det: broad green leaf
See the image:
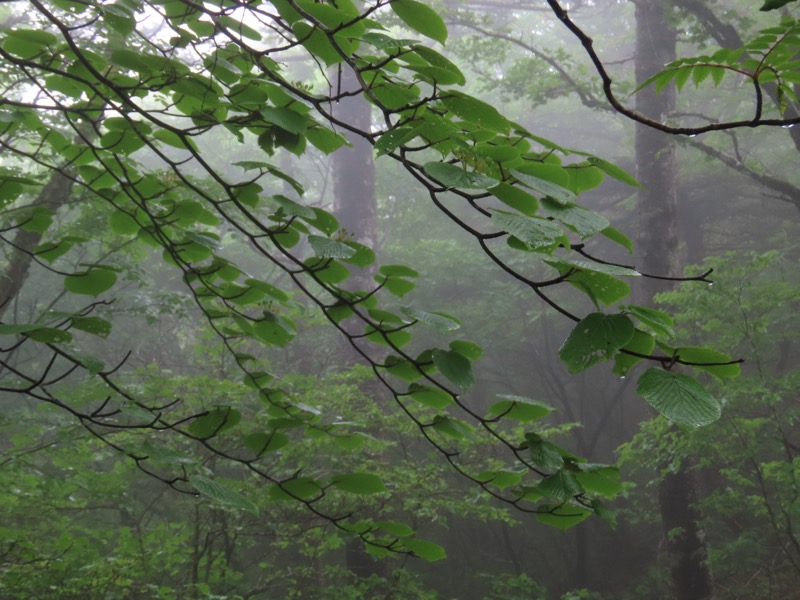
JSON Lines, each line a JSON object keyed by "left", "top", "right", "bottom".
{"left": 341, "top": 241, "right": 375, "bottom": 268}
{"left": 637, "top": 368, "right": 721, "bottom": 427}
{"left": 761, "top": 0, "right": 797, "bottom": 10}
{"left": 29, "top": 327, "right": 72, "bottom": 344}
{"left": 379, "top": 264, "right": 419, "bottom": 278}
{"left": 64, "top": 268, "right": 117, "bottom": 297}
{"left": 511, "top": 169, "right": 576, "bottom": 205}
{"left": 489, "top": 183, "right": 539, "bottom": 216}
{"left": 270, "top": 477, "right": 322, "bottom": 501}
{"left": 270, "top": 194, "right": 316, "bottom": 219}
{"left": 407, "top": 384, "right": 454, "bottom": 409}
{"left": 558, "top": 313, "right": 635, "bottom": 374}
{"left": 536, "top": 503, "right": 592, "bottom": 530}
{"left": 541, "top": 199, "right": 610, "bottom": 239}
{"left": 71, "top": 316, "right": 112, "bottom": 338}
{"left": 432, "top": 349, "right": 474, "bottom": 389}
{"left": 188, "top": 406, "right": 241, "bottom": 438}
{"left": 375, "top": 123, "right": 424, "bottom": 156}
{"left": 440, "top": 91, "right": 509, "bottom": 133}
{"left": 625, "top": 305, "right": 674, "bottom": 338}
{"left": 365, "top": 325, "right": 413, "bottom": 348}
{"left": 391, "top": 0, "right": 448, "bottom": 45}
{"left": 423, "top": 162, "right": 499, "bottom": 189}
{"left": 308, "top": 235, "right": 356, "bottom": 259}
{"left": 19, "top": 206, "right": 53, "bottom": 234}
{"left": 601, "top": 226, "right": 634, "bottom": 254}
{"left": 401, "top": 538, "right": 446, "bottom": 562}
{"left": 564, "top": 269, "right": 630, "bottom": 308}
{"left": 493, "top": 211, "right": 566, "bottom": 250}
{"left": 537, "top": 470, "right": 583, "bottom": 502}
{"left": 244, "top": 431, "right": 290, "bottom": 455}
{"left": 575, "top": 465, "right": 623, "bottom": 499}
{"left": 526, "top": 433, "right": 564, "bottom": 470}
{"left": 253, "top": 313, "right": 296, "bottom": 347}
{"left": 375, "top": 274, "right": 415, "bottom": 297}
{"left": 331, "top": 473, "right": 387, "bottom": 495}
{"left": 376, "top": 520, "right": 415, "bottom": 537}
{"left": 476, "top": 469, "right": 525, "bottom": 490}
{"left": 306, "top": 258, "right": 350, "bottom": 284}
{"left": 449, "top": 339, "right": 482, "bottom": 360}
{"left": 548, "top": 257, "right": 640, "bottom": 278}
{"left": 410, "top": 46, "right": 465, "bottom": 85}
{"left": 142, "top": 441, "right": 195, "bottom": 465}
{"left": 613, "top": 328, "right": 655, "bottom": 377}
{"left": 401, "top": 307, "right": 460, "bottom": 333}
{"left": 190, "top": 475, "right": 259, "bottom": 516}
{"left": 430, "top": 415, "right": 475, "bottom": 439}
{"left": 675, "top": 346, "right": 741, "bottom": 379}
{"left": 360, "top": 32, "right": 419, "bottom": 50}
{"left": 487, "top": 395, "right": 554, "bottom": 422}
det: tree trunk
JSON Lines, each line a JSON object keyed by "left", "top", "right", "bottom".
{"left": 633, "top": 2, "right": 713, "bottom": 599}
{"left": 0, "top": 172, "right": 74, "bottom": 320}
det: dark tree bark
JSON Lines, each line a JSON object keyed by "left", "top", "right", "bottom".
{"left": 0, "top": 172, "right": 74, "bottom": 320}
{"left": 634, "top": 2, "right": 713, "bottom": 599}
{"left": 330, "top": 66, "right": 377, "bottom": 255}
{"left": 329, "top": 64, "right": 386, "bottom": 581}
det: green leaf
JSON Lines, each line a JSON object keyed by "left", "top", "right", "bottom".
{"left": 270, "top": 477, "right": 322, "bottom": 501}
{"left": 536, "top": 503, "right": 592, "bottom": 531}
{"left": 432, "top": 349, "right": 475, "bottom": 389}
{"left": 440, "top": 91, "right": 509, "bottom": 133}
{"left": 575, "top": 466, "right": 623, "bottom": 499}
{"left": 761, "top": 0, "right": 797, "bottom": 11}
{"left": 190, "top": 476, "right": 259, "bottom": 516}
{"left": 410, "top": 46, "right": 465, "bottom": 85}
{"left": 407, "top": 384, "right": 454, "bottom": 409}
{"left": 613, "top": 329, "right": 655, "bottom": 377}
{"left": 476, "top": 469, "right": 525, "bottom": 490}
{"left": 331, "top": 473, "right": 387, "bottom": 495}
{"left": 29, "top": 327, "right": 72, "bottom": 344}
{"left": 449, "top": 339, "right": 482, "bottom": 360}
{"left": 423, "top": 162, "right": 499, "bottom": 189}
{"left": 489, "top": 183, "right": 539, "bottom": 216}
{"left": 625, "top": 305, "right": 674, "bottom": 337}
{"left": 430, "top": 415, "right": 475, "bottom": 438}
{"left": 376, "top": 520, "right": 415, "bottom": 537}
{"left": 379, "top": 264, "right": 419, "bottom": 278}
{"left": 558, "top": 313, "right": 635, "bottom": 374}
{"left": 142, "top": 441, "right": 195, "bottom": 465}
{"left": 71, "top": 316, "right": 112, "bottom": 338}
{"left": 391, "top": 0, "right": 448, "bottom": 45}
{"left": 401, "top": 538, "right": 446, "bottom": 562}
{"left": 188, "top": 406, "right": 241, "bottom": 439}
{"left": 601, "top": 226, "right": 634, "bottom": 254}
{"left": 308, "top": 235, "right": 356, "bottom": 259}
{"left": 64, "top": 268, "right": 117, "bottom": 297}
{"left": 541, "top": 199, "right": 610, "bottom": 239}
{"left": 493, "top": 211, "right": 566, "bottom": 251}
{"left": 244, "top": 431, "right": 290, "bottom": 455}
{"left": 401, "top": 307, "right": 460, "bottom": 333}
{"left": 511, "top": 169, "right": 576, "bottom": 205}
{"left": 537, "top": 470, "right": 583, "bottom": 502}
{"left": 375, "top": 123, "right": 425, "bottom": 157}
{"left": 253, "top": 312, "right": 296, "bottom": 347}
{"left": 487, "top": 395, "right": 554, "bottom": 422}
{"left": 675, "top": 346, "right": 741, "bottom": 379}
{"left": 636, "top": 368, "right": 721, "bottom": 427}
{"left": 548, "top": 257, "right": 640, "bottom": 278}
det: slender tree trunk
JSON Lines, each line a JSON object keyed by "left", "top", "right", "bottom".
{"left": 329, "top": 63, "right": 386, "bottom": 581}
{"left": 633, "top": 2, "right": 713, "bottom": 599}
{"left": 0, "top": 172, "right": 74, "bottom": 320}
